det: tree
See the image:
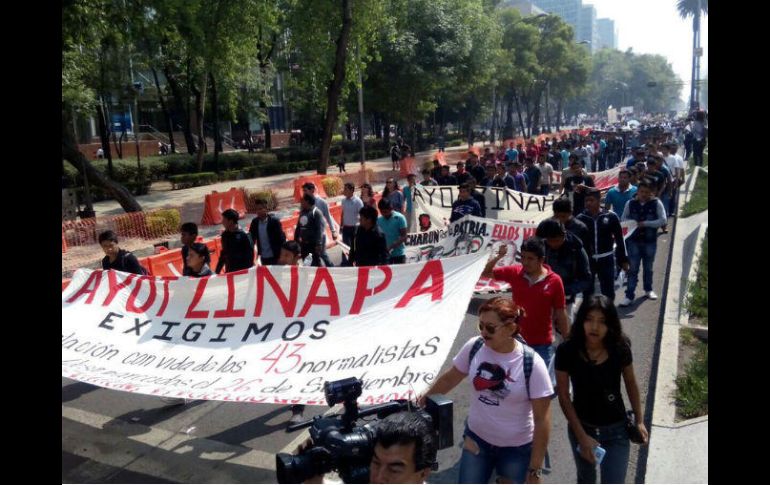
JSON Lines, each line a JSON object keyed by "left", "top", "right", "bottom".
{"left": 677, "top": 0, "right": 707, "bottom": 110}
{"left": 62, "top": 0, "right": 143, "bottom": 213}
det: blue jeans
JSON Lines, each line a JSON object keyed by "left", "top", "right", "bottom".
{"left": 626, "top": 240, "right": 657, "bottom": 299}
{"left": 660, "top": 194, "right": 671, "bottom": 218}
{"left": 459, "top": 426, "right": 532, "bottom": 484}
{"left": 530, "top": 343, "right": 554, "bottom": 370}
{"left": 585, "top": 256, "right": 616, "bottom": 301}
{"left": 567, "top": 420, "right": 630, "bottom": 484}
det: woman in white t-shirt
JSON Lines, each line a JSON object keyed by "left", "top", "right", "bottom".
{"left": 419, "top": 297, "right": 553, "bottom": 483}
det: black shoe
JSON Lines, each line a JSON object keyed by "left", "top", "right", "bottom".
{"left": 288, "top": 405, "right": 306, "bottom": 427}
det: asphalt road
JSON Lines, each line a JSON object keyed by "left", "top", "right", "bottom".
{"left": 63, "top": 230, "right": 672, "bottom": 484}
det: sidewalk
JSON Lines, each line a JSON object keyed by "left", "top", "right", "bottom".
{"left": 644, "top": 162, "right": 708, "bottom": 483}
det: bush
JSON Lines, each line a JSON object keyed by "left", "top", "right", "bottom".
{"left": 219, "top": 170, "right": 243, "bottom": 181}
{"left": 448, "top": 140, "right": 464, "bottom": 147}
{"left": 675, "top": 342, "right": 708, "bottom": 419}
{"left": 168, "top": 172, "right": 219, "bottom": 190}
{"left": 332, "top": 134, "right": 343, "bottom": 142}
{"left": 145, "top": 209, "right": 181, "bottom": 238}
{"left": 242, "top": 166, "right": 261, "bottom": 179}
{"left": 244, "top": 188, "right": 279, "bottom": 212}
{"left": 322, "top": 176, "right": 344, "bottom": 197}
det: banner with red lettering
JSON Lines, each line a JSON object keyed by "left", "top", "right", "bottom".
{"left": 404, "top": 215, "right": 638, "bottom": 293}
{"left": 412, "top": 185, "right": 557, "bottom": 230}
{"left": 62, "top": 254, "right": 487, "bottom": 405}
{"left": 552, "top": 164, "right": 625, "bottom": 190}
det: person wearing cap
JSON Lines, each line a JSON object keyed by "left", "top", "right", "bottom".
{"left": 302, "top": 182, "right": 337, "bottom": 266}
{"left": 619, "top": 181, "right": 667, "bottom": 306}
{"left": 561, "top": 159, "right": 595, "bottom": 216}
{"left": 454, "top": 161, "right": 471, "bottom": 185}
{"left": 294, "top": 193, "right": 327, "bottom": 267}
{"left": 576, "top": 189, "right": 629, "bottom": 302}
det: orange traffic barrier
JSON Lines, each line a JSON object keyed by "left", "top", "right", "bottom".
{"left": 62, "top": 279, "right": 71, "bottom": 291}
{"left": 145, "top": 247, "right": 185, "bottom": 277}
{"left": 399, "top": 157, "right": 416, "bottom": 179}
{"left": 201, "top": 188, "right": 247, "bottom": 226}
{"left": 293, "top": 175, "right": 328, "bottom": 202}
{"left": 433, "top": 151, "right": 446, "bottom": 165}
{"left": 62, "top": 233, "right": 67, "bottom": 253}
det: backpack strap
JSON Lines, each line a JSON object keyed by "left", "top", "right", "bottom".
{"left": 522, "top": 344, "right": 534, "bottom": 400}
{"left": 468, "top": 337, "right": 485, "bottom": 370}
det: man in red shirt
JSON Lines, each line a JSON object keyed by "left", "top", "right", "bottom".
{"left": 481, "top": 237, "right": 570, "bottom": 368}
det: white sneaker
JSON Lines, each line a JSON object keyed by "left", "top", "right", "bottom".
{"left": 618, "top": 296, "right": 633, "bottom": 307}
{"left": 646, "top": 291, "right": 658, "bottom": 300}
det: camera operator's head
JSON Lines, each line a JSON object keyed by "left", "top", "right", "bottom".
{"left": 370, "top": 411, "right": 437, "bottom": 484}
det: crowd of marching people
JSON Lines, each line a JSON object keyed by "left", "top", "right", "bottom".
{"left": 93, "top": 114, "right": 704, "bottom": 483}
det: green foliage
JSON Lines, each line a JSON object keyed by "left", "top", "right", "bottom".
{"left": 244, "top": 188, "right": 279, "bottom": 211}
{"left": 675, "top": 342, "right": 708, "bottom": 419}
{"left": 322, "top": 176, "right": 344, "bottom": 197}
{"left": 168, "top": 172, "right": 219, "bottom": 189}
{"left": 682, "top": 171, "right": 708, "bottom": 216}
{"left": 145, "top": 209, "right": 182, "bottom": 237}
{"left": 686, "top": 232, "right": 708, "bottom": 324}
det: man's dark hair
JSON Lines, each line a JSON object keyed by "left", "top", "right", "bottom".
{"left": 466, "top": 176, "right": 477, "bottom": 186}
{"left": 222, "top": 208, "right": 240, "bottom": 222}
{"left": 637, "top": 180, "right": 653, "bottom": 190}
{"left": 536, "top": 219, "right": 566, "bottom": 239}
{"left": 520, "top": 237, "right": 546, "bottom": 259}
{"left": 618, "top": 169, "right": 631, "bottom": 178}
{"left": 254, "top": 198, "right": 268, "bottom": 207}
{"left": 98, "top": 230, "right": 119, "bottom": 244}
{"left": 188, "top": 242, "right": 211, "bottom": 264}
{"left": 553, "top": 198, "right": 572, "bottom": 214}
{"left": 180, "top": 222, "right": 198, "bottom": 236}
{"left": 375, "top": 411, "right": 437, "bottom": 472}
{"left": 359, "top": 205, "right": 379, "bottom": 223}
{"left": 344, "top": 182, "right": 355, "bottom": 191}
{"left": 302, "top": 193, "right": 316, "bottom": 206}
{"left": 281, "top": 240, "right": 301, "bottom": 256}
{"left": 584, "top": 188, "right": 601, "bottom": 200}
{"left": 458, "top": 182, "right": 471, "bottom": 191}
{"left": 422, "top": 168, "right": 431, "bottom": 175}
{"left": 378, "top": 198, "right": 393, "bottom": 211}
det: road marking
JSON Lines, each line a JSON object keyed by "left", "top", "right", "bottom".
{"left": 62, "top": 405, "right": 278, "bottom": 478}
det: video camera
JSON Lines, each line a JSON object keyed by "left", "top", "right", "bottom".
{"left": 275, "top": 377, "right": 453, "bottom": 484}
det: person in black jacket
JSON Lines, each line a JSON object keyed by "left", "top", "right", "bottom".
{"left": 99, "top": 230, "right": 147, "bottom": 275}
{"left": 467, "top": 177, "right": 486, "bottom": 218}
{"left": 180, "top": 222, "right": 199, "bottom": 276}
{"left": 215, "top": 209, "right": 254, "bottom": 274}
{"left": 294, "top": 194, "right": 327, "bottom": 267}
{"left": 576, "top": 189, "right": 629, "bottom": 301}
{"left": 536, "top": 219, "right": 591, "bottom": 319}
{"left": 553, "top": 198, "right": 591, "bottom": 251}
{"left": 248, "top": 199, "right": 286, "bottom": 266}
{"left": 349, "top": 206, "right": 388, "bottom": 267}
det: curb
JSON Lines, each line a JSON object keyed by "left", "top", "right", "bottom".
{"left": 644, "top": 161, "right": 708, "bottom": 483}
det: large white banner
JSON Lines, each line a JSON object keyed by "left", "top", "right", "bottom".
{"left": 62, "top": 254, "right": 487, "bottom": 406}
{"left": 412, "top": 185, "right": 557, "bottom": 230}
{"left": 552, "top": 164, "right": 624, "bottom": 190}
{"left": 404, "top": 215, "right": 637, "bottom": 293}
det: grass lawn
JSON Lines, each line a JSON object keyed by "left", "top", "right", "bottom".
{"left": 681, "top": 171, "right": 707, "bottom": 217}
{"left": 675, "top": 340, "right": 708, "bottom": 419}
{"left": 685, "top": 232, "right": 708, "bottom": 325}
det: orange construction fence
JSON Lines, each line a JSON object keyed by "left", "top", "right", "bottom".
{"left": 293, "top": 175, "right": 329, "bottom": 202}
{"left": 62, "top": 208, "right": 183, "bottom": 249}
{"left": 201, "top": 188, "right": 248, "bottom": 226}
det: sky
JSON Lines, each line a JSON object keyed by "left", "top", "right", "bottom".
{"left": 584, "top": 0, "right": 708, "bottom": 99}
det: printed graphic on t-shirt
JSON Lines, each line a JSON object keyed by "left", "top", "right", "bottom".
{"left": 472, "top": 362, "right": 514, "bottom": 406}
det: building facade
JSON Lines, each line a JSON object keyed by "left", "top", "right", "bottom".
{"left": 577, "top": 4, "right": 598, "bottom": 53}
{"left": 596, "top": 18, "right": 617, "bottom": 50}
{"left": 499, "top": 0, "right": 546, "bottom": 15}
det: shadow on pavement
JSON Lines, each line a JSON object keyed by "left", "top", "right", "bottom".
{"left": 62, "top": 382, "right": 100, "bottom": 403}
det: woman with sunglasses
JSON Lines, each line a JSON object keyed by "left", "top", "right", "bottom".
{"left": 420, "top": 297, "right": 554, "bottom": 483}
{"left": 554, "top": 295, "right": 648, "bottom": 483}
{"left": 381, "top": 178, "right": 405, "bottom": 215}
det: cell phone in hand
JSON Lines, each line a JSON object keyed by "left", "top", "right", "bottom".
{"left": 576, "top": 445, "right": 606, "bottom": 465}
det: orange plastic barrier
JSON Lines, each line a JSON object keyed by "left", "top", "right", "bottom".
{"left": 62, "top": 279, "right": 71, "bottom": 291}
{"left": 145, "top": 247, "right": 185, "bottom": 277}
{"left": 62, "top": 233, "right": 67, "bottom": 253}
{"left": 399, "top": 157, "right": 416, "bottom": 179}
{"left": 433, "top": 151, "right": 446, "bottom": 165}
{"left": 293, "top": 175, "right": 329, "bottom": 202}
{"left": 468, "top": 146, "right": 481, "bottom": 156}
{"left": 201, "top": 188, "right": 247, "bottom": 226}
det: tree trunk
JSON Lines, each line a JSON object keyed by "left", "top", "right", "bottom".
{"left": 490, "top": 88, "right": 498, "bottom": 144}
{"left": 152, "top": 67, "right": 176, "bottom": 154}
{"left": 531, "top": 89, "right": 543, "bottom": 136}
{"left": 164, "top": 65, "right": 197, "bottom": 154}
{"left": 514, "top": 89, "right": 526, "bottom": 138}
{"left": 260, "top": 99, "right": 272, "bottom": 150}
{"left": 555, "top": 97, "right": 563, "bottom": 132}
{"left": 210, "top": 72, "right": 222, "bottom": 171}
{"left": 383, "top": 114, "right": 390, "bottom": 148}
{"left": 544, "top": 84, "right": 551, "bottom": 132}
{"left": 318, "top": 0, "right": 353, "bottom": 175}
{"left": 62, "top": 108, "right": 142, "bottom": 213}
{"left": 193, "top": 79, "right": 207, "bottom": 172}
{"left": 112, "top": 131, "right": 124, "bottom": 159}
{"left": 503, "top": 90, "right": 514, "bottom": 140}
{"left": 96, "top": 101, "right": 114, "bottom": 178}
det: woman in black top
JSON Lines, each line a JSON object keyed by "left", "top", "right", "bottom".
{"left": 555, "top": 295, "right": 648, "bottom": 484}
{"left": 185, "top": 243, "right": 213, "bottom": 277}
{"left": 99, "top": 231, "right": 146, "bottom": 275}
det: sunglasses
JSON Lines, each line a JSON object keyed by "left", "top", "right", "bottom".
{"left": 478, "top": 321, "right": 507, "bottom": 334}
